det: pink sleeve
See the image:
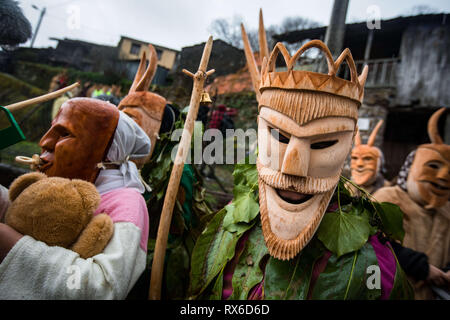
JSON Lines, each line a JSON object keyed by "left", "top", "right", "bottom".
{"left": 94, "top": 188, "right": 149, "bottom": 252}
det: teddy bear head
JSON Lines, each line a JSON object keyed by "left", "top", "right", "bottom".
{"left": 5, "top": 172, "right": 101, "bottom": 248}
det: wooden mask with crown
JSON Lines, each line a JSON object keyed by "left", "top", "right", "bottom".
{"left": 351, "top": 120, "right": 384, "bottom": 187}
{"left": 407, "top": 108, "right": 450, "bottom": 210}
{"left": 118, "top": 45, "right": 167, "bottom": 165}
{"left": 242, "top": 9, "right": 369, "bottom": 260}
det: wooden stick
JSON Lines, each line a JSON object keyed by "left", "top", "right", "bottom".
{"left": 149, "top": 36, "right": 215, "bottom": 300}
{"left": 4, "top": 82, "right": 80, "bottom": 112}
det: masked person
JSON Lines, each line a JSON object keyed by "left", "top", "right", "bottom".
{"left": 0, "top": 97, "right": 151, "bottom": 299}
{"left": 118, "top": 45, "right": 213, "bottom": 299}
{"left": 188, "top": 12, "right": 413, "bottom": 300}
{"left": 349, "top": 120, "right": 390, "bottom": 195}
{"left": 374, "top": 108, "right": 450, "bottom": 300}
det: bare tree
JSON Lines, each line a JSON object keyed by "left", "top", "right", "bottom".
{"left": 209, "top": 14, "right": 320, "bottom": 54}
{"left": 279, "top": 16, "right": 320, "bottom": 33}
{"left": 209, "top": 15, "right": 246, "bottom": 48}
{"left": 405, "top": 5, "right": 441, "bottom": 15}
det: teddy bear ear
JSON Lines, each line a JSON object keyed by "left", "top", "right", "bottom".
{"left": 9, "top": 172, "right": 47, "bottom": 202}
{"left": 71, "top": 180, "right": 101, "bottom": 213}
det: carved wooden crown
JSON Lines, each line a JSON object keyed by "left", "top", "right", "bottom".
{"left": 242, "top": 9, "right": 368, "bottom": 105}
{"left": 260, "top": 40, "right": 368, "bottom": 104}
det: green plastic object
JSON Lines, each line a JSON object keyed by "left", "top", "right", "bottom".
{"left": 0, "top": 106, "right": 26, "bottom": 150}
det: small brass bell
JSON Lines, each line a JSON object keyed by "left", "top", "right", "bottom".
{"left": 200, "top": 92, "right": 212, "bottom": 104}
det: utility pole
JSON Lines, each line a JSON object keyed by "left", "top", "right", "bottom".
{"left": 30, "top": 6, "right": 46, "bottom": 48}
{"left": 319, "top": 0, "right": 349, "bottom": 72}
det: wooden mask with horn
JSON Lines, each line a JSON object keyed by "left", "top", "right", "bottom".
{"left": 242, "top": 9, "right": 369, "bottom": 260}
{"left": 407, "top": 108, "right": 450, "bottom": 210}
{"left": 118, "top": 45, "right": 167, "bottom": 164}
{"left": 351, "top": 120, "right": 384, "bottom": 187}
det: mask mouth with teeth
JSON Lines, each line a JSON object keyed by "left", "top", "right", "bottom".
{"left": 241, "top": 27, "right": 368, "bottom": 259}
{"left": 350, "top": 120, "right": 384, "bottom": 188}
{"left": 406, "top": 108, "right": 450, "bottom": 210}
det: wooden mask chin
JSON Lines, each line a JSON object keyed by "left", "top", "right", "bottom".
{"left": 118, "top": 44, "right": 166, "bottom": 167}
{"left": 38, "top": 98, "right": 119, "bottom": 183}
{"left": 350, "top": 120, "right": 383, "bottom": 187}
{"left": 406, "top": 108, "right": 450, "bottom": 210}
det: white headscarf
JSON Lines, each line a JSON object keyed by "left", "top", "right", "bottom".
{"left": 95, "top": 111, "right": 151, "bottom": 195}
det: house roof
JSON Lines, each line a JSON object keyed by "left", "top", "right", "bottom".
{"left": 118, "top": 36, "right": 179, "bottom": 53}
{"left": 50, "top": 37, "right": 116, "bottom": 49}
{"left": 273, "top": 13, "right": 449, "bottom": 43}
{"left": 273, "top": 13, "right": 449, "bottom": 61}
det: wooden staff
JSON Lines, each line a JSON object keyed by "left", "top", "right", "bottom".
{"left": 4, "top": 82, "right": 80, "bottom": 112}
{"left": 149, "top": 36, "right": 215, "bottom": 300}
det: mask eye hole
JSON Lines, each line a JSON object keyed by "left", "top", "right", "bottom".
{"left": 363, "top": 157, "right": 373, "bottom": 161}
{"left": 55, "top": 126, "right": 72, "bottom": 139}
{"left": 427, "top": 162, "right": 440, "bottom": 170}
{"left": 310, "top": 140, "right": 338, "bottom": 150}
{"left": 269, "top": 127, "right": 290, "bottom": 144}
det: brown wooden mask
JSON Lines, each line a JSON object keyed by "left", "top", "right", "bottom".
{"left": 407, "top": 108, "right": 450, "bottom": 210}
{"left": 118, "top": 45, "right": 166, "bottom": 166}
{"left": 242, "top": 10, "right": 368, "bottom": 260}
{"left": 351, "top": 120, "right": 383, "bottom": 187}
{"left": 39, "top": 98, "right": 119, "bottom": 183}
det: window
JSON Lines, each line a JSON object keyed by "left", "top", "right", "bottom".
{"left": 156, "top": 48, "right": 162, "bottom": 60}
{"left": 130, "top": 43, "right": 140, "bottom": 55}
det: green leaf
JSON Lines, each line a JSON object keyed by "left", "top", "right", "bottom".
{"left": 223, "top": 202, "right": 255, "bottom": 234}
{"left": 317, "top": 208, "right": 371, "bottom": 257}
{"left": 223, "top": 185, "right": 259, "bottom": 234}
{"left": 374, "top": 202, "right": 405, "bottom": 242}
{"left": 210, "top": 267, "right": 225, "bottom": 300}
{"left": 311, "top": 242, "right": 380, "bottom": 300}
{"left": 233, "top": 163, "right": 258, "bottom": 187}
{"left": 264, "top": 239, "right": 324, "bottom": 300}
{"left": 229, "top": 224, "right": 268, "bottom": 299}
{"left": 232, "top": 192, "right": 259, "bottom": 223}
{"left": 188, "top": 208, "right": 240, "bottom": 298}
{"left": 388, "top": 247, "right": 415, "bottom": 300}
{"left": 362, "top": 208, "right": 379, "bottom": 236}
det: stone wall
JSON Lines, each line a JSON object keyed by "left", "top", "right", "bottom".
{"left": 173, "top": 39, "right": 245, "bottom": 92}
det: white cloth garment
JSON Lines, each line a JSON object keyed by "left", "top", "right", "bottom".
{"left": 0, "top": 223, "right": 146, "bottom": 299}
{"left": 95, "top": 111, "right": 151, "bottom": 195}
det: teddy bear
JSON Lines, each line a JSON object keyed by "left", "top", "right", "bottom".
{"left": 4, "top": 172, "right": 114, "bottom": 259}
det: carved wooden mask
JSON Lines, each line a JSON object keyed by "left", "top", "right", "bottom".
{"left": 39, "top": 98, "right": 119, "bottom": 183}
{"left": 350, "top": 120, "right": 383, "bottom": 187}
{"left": 407, "top": 108, "right": 450, "bottom": 210}
{"left": 242, "top": 10, "right": 368, "bottom": 260}
{"left": 118, "top": 45, "right": 166, "bottom": 166}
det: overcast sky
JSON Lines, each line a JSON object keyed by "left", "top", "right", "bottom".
{"left": 17, "top": 0, "right": 450, "bottom": 51}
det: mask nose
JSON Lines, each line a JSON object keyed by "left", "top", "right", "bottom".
{"left": 39, "top": 129, "right": 57, "bottom": 152}
{"left": 356, "top": 157, "right": 365, "bottom": 168}
{"left": 281, "top": 136, "right": 310, "bottom": 177}
{"left": 436, "top": 167, "right": 450, "bottom": 183}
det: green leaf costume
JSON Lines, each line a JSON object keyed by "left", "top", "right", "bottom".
{"left": 188, "top": 163, "right": 414, "bottom": 300}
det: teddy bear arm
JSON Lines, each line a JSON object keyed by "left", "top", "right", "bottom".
{"left": 70, "top": 213, "right": 114, "bottom": 259}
